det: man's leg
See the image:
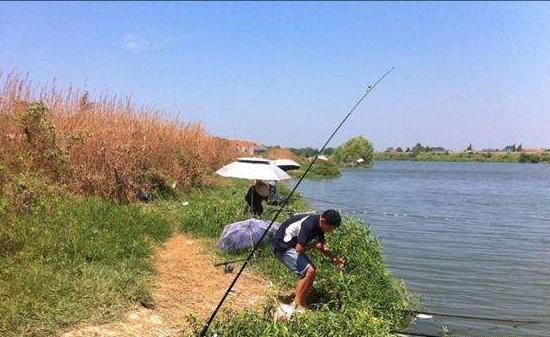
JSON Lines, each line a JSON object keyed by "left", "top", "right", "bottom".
{"left": 294, "top": 264, "right": 316, "bottom": 308}
{"left": 275, "top": 249, "right": 316, "bottom": 309}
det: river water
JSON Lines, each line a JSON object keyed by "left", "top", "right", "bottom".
{"left": 297, "top": 161, "right": 550, "bottom": 337}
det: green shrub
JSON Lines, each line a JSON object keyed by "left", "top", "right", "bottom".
{"left": 16, "top": 102, "right": 70, "bottom": 181}
{"left": 291, "top": 160, "right": 341, "bottom": 179}
{"left": 519, "top": 153, "right": 540, "bottom": 163}
{"left": 333, "top": 136, "right": 374, "bottom": 167}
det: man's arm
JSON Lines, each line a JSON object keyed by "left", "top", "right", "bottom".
{"left": 295, "top": 241, "right": 317, "bottom": 254}
{"left": 314, "top": 242, "right": 345, "bottom": 268}
{"left": 295, "top": 242, "right": 307, "bottom": 254}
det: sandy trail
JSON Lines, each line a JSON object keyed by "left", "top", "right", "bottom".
{"left": 63, "top": 234, "right": 270, "bottom": 337}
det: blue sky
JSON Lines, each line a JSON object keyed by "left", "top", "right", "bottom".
{"left": 1, "top": 2, "right": 549, "bottom": 150}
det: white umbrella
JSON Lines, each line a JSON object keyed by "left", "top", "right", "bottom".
{"left": 216, "top": 160, "right": 291, "bottom": 181}
{"left": 237, "top": 157, "right": 271, "bottom": 164}
{"left": 270, "top": 159, "right": 301, "bottom": 171}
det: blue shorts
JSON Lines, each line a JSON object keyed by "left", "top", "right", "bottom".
{"left": 275, "top": 248, "right": 312, "bottom": 279}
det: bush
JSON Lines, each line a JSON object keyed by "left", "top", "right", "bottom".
{"left": 308, "top": 160, "right": 341, "bottom": 178}
{"left": 290, "top": 159, "right": 341, "bottom": 180}
{"left": 15, "top": 102, "right": 70, "bottom": 181}
{"left": 519, "top": 153, "right": 540, "bottom": 163}
{"left": 333, "top": 136, "right": 374, "bottom": 167}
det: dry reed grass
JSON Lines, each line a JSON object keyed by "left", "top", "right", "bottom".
{"left": 0, "top": 71, "right": 234, "bottom": 202}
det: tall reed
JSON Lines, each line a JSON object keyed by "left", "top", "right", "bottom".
{"left": 0, "top": 71, "right": 234, "bottom": 202}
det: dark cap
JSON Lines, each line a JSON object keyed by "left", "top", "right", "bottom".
{"left": 321, "top": 209, "right": 341, "bottom": 227}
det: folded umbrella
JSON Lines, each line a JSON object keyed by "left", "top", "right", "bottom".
{"left": 217, "top": 218, "right": 281, "bottom": 253}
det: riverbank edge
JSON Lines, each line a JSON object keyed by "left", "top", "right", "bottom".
{"left": 0, "top": 178, "right": 413, "bottom": 337}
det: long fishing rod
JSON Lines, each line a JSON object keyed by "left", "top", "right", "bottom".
{"left": 410, "top": 310, "right": 539, "bottom": 325}
{"left": 198, "top": 68, "right": 394, "bottom": 337}
{"left": 391, "top": 332, "right": 441, "bottom": 337}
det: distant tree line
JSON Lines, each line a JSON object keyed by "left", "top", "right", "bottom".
{"left": 288, "top": 147, "right": 335, "bottom": 158}
{"left": 384, "top": 143, "right": 535, "bottom": 154}
{"left": 385, "top": 143, "right": 448, "bottom": 154}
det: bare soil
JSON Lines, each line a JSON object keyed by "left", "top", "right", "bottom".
{"left": 62, "top": 234, "right": 270, "bottom": 337}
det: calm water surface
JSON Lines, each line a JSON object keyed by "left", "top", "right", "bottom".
{"left": 298, "top": 161, "right": 550, "bottom": 337}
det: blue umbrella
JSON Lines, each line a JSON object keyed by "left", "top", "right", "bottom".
{"left": 217, "top": 218, "right": 281, "bottom": 253}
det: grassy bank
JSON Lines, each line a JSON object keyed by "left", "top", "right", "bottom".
{"left": 0, "top": 191, "right": 173, "bottom": 337}
{"left": 374, "top": 151, "right": 550, "bottom": 163}
{"left": 1, "top": 178, "right": 412, "bottom": 337}
{"left": 0, "top": 71, "right": 233, "bottom": 336}
{"left": 155, "top": 181, "right": 413, "bottom": 337}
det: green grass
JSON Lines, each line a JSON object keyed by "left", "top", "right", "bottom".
{"left": 1, "top": 177, "right": 413, "bottom": 337}
{"left": 155, "top": 181, "right": 413, "bottom": 337}
{"left": 0, "top": 195, "right": 173, "bottom": 337}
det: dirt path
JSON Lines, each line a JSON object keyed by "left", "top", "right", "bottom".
{"left": 63, "top": 234, "right": 271, "bottom": 337}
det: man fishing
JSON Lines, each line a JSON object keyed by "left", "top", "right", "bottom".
{"left": 271, "top": 209, "right": 345, "bottom": 312}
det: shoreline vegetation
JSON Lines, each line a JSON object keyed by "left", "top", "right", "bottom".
{"left": 1, "top": 72, "right": 412, "bottom": 337}
{"left": 374, "top": 150, "right": 550, "bottom": 163}
{"left": 286, "top": 142, "right": 550, "bottom": 173}
{"left": 284, "top": 135, "right": 375, "bottom": 179}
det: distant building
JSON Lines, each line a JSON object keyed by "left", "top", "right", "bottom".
{"left": 229, "top": 139, "right": 266, "bottom": 156}
{"left": 430, "top": 147, "right": 447, "bottom": 153}
{"left": 503, "top": 145, "right": 517, "bottom": 152}
{"left": 253, "top": 144, "right": 267, "bottom": 155}
{"left": 480, "top": 148, "right": 500, "bottom": 153}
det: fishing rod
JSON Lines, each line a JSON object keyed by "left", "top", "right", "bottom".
{"left": 198, "top": 68, "right": 395, "bottom": 337}
{"left": 213, "top": 257, "right": 249, "bottom": 267}
{"left": 410, "top": 310, "right": 539, "bottom": 325}
{"left": 376, "top": 307, "right": 539, "bottom": 325}
{"left": 391, "top": 331, "right": 441, "bottom": 337}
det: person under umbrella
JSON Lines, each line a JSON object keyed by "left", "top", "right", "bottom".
{"left": 215, "top": 157, "right": 291, "bottom": 215}
{"left": 244, "top": 180, "right": 270, "bottom": 216}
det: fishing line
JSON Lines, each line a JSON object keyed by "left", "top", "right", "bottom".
{"left": 198, "top": 68, "right": 394, "bottom": 337}
{"left": 305, "top": 195, "right": 550, "bottom": 223}
{"left": 303, "top": 196, "right": 453, "bottom": 221}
